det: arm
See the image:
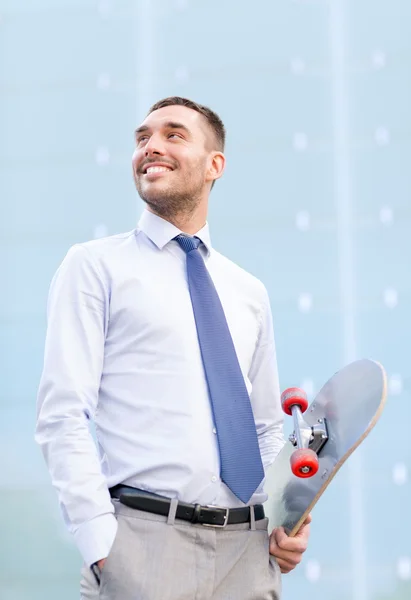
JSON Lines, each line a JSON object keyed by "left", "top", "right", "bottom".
{"left": 250, "top": 287, "right": 311, "bottom": 572}
{"left": 248, "top": 285, "right": 285, "bottom": 471}
{"left": 35, "top": 244, "right": 117, "bottom": 567}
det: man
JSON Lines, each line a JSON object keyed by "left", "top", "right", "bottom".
{"left": 36, "top": 96, "right": 310, "bottom": 599}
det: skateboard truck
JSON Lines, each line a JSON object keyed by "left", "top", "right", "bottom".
{"left": 281, "top": 387, "right": 329, "bottom": 478}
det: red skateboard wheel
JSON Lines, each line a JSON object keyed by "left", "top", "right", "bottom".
{"left": 290, "top": 448, "right": 319, "bottom": 478}
{"left": 281, "top": 387, "right": 308, "bottom": 416}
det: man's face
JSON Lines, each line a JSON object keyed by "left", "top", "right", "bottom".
{"left": 132, "top": 105, "right": 220, "bottom": 218}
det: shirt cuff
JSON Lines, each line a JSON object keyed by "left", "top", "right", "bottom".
{"left": 73, "top": 513, "right": 118, "bottom": 567}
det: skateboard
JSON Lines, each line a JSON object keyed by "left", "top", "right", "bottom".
{"left": 264, "top": 359, "right": 387, "bottom": 536}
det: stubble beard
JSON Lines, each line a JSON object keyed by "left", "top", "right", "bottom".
{"left": 136, "top": 174, "right": 203, "bottom": 222}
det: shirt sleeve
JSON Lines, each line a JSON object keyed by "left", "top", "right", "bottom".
{"left": 248, "top": 285, "right": 285, "bottom": 473}
{"left": 35, "top": 244, "right": 117, "bottom": 567}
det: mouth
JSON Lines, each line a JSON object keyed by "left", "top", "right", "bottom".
{"left": 142, "top": 164, "right": 174, "bottom": 178}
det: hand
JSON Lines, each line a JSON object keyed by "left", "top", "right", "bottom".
{"left": 97, "top": 558, "right": 107, "bottom": 570}
{"left": 269, "top": 514, "right": 311, "bottom": 574}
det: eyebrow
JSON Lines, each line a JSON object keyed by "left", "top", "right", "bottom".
{"left": 134, "top": 121, "right": 192, "bottom": 139}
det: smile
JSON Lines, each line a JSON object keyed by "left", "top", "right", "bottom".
{"left": 145, "top": 166, "right": 173, "bottom": 175}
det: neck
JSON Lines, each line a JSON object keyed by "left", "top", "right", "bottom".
{"left": 147, "top": 203, "right": 208, "bottom": 235}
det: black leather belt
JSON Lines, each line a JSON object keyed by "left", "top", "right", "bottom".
{"left": 110, "top": 485, "right": 265, "bottom": 527}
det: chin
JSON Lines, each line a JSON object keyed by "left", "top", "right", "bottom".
{"left": 142, "top": 185, "right": 174, "bottom": 202}
{"left": 139, "top": 187, "right": 176, "bottom": 211}
{"left": 138, "top": 178, "right": 164, "bottom": 195}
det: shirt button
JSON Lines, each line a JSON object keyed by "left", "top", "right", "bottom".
{"left": 211, "top": 475, "right": 217, "bottom": 483}
{"left": 212, "top": 428, "right": 217, "bottom": 434}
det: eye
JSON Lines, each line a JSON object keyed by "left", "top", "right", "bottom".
{"left": 168, "top": 133, "right": 182, "bottom": 139}
{"left": 137, "top": 135, "right": 149, "bottom": 145}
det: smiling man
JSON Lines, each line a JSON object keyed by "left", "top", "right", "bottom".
{"left": 133, "top": 102, "right": 225, "bottom": 224}
{"left": 36, "top": 97, "right": 311, "bottom": 600}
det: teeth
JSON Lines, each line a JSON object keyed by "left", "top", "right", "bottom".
{"left": 146, "top": 166, "right": 172, "bottom": 174}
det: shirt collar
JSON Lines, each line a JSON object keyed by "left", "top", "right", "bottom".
{"left": 137, "top": 209, "right": 212, "bottom": 256}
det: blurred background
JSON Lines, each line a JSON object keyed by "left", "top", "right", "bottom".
{"left": 1, "top": 0, "right": 410, "bottom": 599}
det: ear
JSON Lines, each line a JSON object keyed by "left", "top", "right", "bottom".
{"left": 206, "top": 152, "right": 226, "bottom": 185}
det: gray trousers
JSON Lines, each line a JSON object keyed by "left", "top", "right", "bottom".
{"left": 80, "top": 499, "right": 281, "bottom": 600}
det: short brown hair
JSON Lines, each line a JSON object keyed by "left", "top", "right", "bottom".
{"left": 147, "top": 96, "right": 226, "bottom": 152}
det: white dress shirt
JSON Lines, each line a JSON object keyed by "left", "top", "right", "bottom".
{"left": 35, "top": 209, "right": 284, "bottom": 567}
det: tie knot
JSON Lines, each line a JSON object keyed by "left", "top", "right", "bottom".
{"left": 175, "top": 234, "right": 201, "bottom": 254}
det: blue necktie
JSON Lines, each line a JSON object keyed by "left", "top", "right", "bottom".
{"left": 175, "top": 235, "right": 264, "bottom": 503}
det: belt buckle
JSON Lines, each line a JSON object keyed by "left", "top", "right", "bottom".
{"left": 203, "top": 505, "right": 230, "bottom": 528}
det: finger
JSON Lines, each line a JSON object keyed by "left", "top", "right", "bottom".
{"left": 294, "top": 524, "right": 310, "bottom": 543}
{"left": 304, "top": 513, "right": 312, "bottom": 525}
{"left": 269, "top": 535, "right": 304, "bottom": 565}
{"left": 272, "top": 528, "right": 292, "bottom": 550}
{"left": 274, "top": 529, "right": 308, "bottom": 553}
{"left": 275, "top": 558, "right": 297, "bottom": 574}
{"left": 296, "top": 518, "right": 311, "bottom": 534}
{"left": 270, "top": 547, "right": 303, "bottom": 566}
{"left": 274, "top": 527, "right": 288, "bottom": 545}
{"left": 270, "top": 529, "right": 284, "bottom": 552}
{"left": 297, "top": 514, "right": 312, "bottom": 529}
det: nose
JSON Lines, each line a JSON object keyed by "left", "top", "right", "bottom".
{"left": 144, "top": 133, "right": 166, "bottom": 157}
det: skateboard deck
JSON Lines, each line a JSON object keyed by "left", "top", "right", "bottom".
{"left": 264, "top": 359, "right": 387, "bottom": 536}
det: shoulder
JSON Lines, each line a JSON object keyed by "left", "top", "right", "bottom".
{"left": 61, "top": 230, "right": 136, "bottom": 265}
{"left": 211, "top": 249, "right": 269, "bottom": 303}
{"left": 73, "top": 230, "right": 136, "bottom": 258}
{"left": 53, "top": 230, "right": 136, "bottom": 287}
